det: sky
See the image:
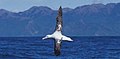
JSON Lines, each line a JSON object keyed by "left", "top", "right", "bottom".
{"left": 0, "top": 0, "right": 120, "bottom": 12}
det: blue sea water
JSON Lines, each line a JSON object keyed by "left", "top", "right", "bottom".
{"left": 0, "top": 36, "right": 120, "bottom": 59}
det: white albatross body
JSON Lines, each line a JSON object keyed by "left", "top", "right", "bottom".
{"left": 42, "top": 6, "right": 73, "bottom": 56}
{"left": 42, "top": 31, "right": 73, "bottom": 43}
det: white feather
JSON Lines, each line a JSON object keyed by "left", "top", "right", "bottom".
{"left": 42, "top": 31, "right": 73, "bottom": 42}
{"left": 62, "top": 36, "right": 73, "bottom": 41}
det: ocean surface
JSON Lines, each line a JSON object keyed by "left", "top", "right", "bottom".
{"left": 0, "top": 36, "right": 120, "bottom": 59}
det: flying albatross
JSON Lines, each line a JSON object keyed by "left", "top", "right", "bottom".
{"left": 42, "top": 6, "right": 73, "bottom": 56}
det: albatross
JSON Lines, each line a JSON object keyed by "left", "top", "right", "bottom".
{"left": 42, "top": 6, "right": 73, "bottom": 56}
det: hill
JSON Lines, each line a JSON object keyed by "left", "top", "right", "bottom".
{"left": 0, "top": 3, "right": 120, "bottom": 36}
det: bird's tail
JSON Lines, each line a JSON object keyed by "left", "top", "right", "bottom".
{"left": 54, "top": 40, "right": 61, "bottom": 56}
{"left": 62, "top": 35, "right": 73, "bottom": 41}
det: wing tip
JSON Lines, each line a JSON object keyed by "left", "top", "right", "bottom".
{"left": 58, "top": 6, "right": 62, "bottom": 14}
{"left": 60, "top": 6, "right": 62, "bottom": 9}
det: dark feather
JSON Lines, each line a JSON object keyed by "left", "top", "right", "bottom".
{"left": 55, "top": 6, "right": 63, "bottom": 31}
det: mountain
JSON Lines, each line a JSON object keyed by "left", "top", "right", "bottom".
{"left": 0, "top": 3, "right": 120, "bottom": 37}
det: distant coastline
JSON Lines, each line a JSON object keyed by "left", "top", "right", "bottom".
{"left": 0, "top": 3, "right": 120, "bottom": 37}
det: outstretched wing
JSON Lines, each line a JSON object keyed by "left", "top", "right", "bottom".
{"left": 55, "top": 6, "right": 63, "bottom": 31}
{"left": 62, "top": 35, "right": 73, "bottom": 41}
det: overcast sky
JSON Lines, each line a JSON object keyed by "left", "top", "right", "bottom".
{"left": 0, "top": 0, "right": 120, "bottom": 12}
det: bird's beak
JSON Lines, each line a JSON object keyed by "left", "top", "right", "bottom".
{"left": 42, "top": 37, "right": 45, "bottom": 40}
{"left": 42, "top": 37, "right": 47, "bottom": 40}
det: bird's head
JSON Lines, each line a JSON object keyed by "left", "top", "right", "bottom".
{"left": 46, "top": 35, "right": 52, "bottom": 37}
{"left": 42, "top": 35, "right": 52, "bottom": 40}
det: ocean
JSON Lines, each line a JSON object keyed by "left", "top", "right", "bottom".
{"left": 0, "top": 36, "right": 120, "bottom": 59}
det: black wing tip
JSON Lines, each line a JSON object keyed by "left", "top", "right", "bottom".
{"left": 58, "top": 6, "right": 62, "bottom": 16}
{"left": 60, "top": 6, "right": 62, "bottom": 8}
{"left": 59, "top": 6, "right": 62, "bottom": 10}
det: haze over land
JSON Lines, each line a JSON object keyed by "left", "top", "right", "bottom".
{"left": 0, "top": 3, "right": 120, "bottom": 36}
